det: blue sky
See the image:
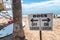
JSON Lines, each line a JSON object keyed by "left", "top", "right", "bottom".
{"left": 3, "top": 0, "right": 60, "bottom": 15}
{"left": 22, "top": 0, "right": 60, "bottom": 15}
{"left": 23, "top": 0, "right": 50, "bottom": 4}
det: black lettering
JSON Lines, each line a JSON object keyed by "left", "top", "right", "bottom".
{"left": 33, "top": 15, "right": 37, "bottom": 18}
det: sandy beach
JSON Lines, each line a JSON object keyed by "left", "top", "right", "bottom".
{"left": 0, "top": 16, "right": 60, "bottom": 40}
{"left": 22, "top": 17, "right": 60, "bottom": 40}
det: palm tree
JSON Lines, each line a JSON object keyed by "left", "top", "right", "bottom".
{"left": 12, "top": 0, "right": 26, "bottom": 40}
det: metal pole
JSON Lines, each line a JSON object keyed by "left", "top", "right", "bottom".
{"left": 12, "top": 0, "right": 26, "bottom": 40}
{"left": 40, "top": 31, "right": 42, "bottom": 40}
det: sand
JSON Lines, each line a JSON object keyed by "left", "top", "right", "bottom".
{"left": 0, "top": 17, "right": 60, "bottom": 40}
{"left": 22, "top": 17, "right": 60, "bottom": 40}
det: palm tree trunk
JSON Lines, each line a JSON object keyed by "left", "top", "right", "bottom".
{"left": 12, "top": 0, "right": 26, "bottom": 40}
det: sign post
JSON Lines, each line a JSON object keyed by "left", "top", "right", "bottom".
{"left": 28, "top": 13, "right": 53, "bottom": 40}
{"left": 40, "top": 31, "right": 42, "bottom": 40}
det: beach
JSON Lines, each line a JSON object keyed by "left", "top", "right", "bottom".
{"left": 0, "top": 16, "right": 60, "bottom": 40}
{"left": 23, "top": 17, "right": 60, "bottom": 40}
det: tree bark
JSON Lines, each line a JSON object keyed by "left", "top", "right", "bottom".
{"left": 12, "top": 0, "right": 26, "bottom": 40}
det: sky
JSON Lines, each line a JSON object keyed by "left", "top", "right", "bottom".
{"left": 2, "top": 0, "right": 60, "bottom": 15}
{"left": 22, "top": 0, "right": 60, "bottom": 15}
{"left": 22, "top": 0, "right": 50, "bottom": 4}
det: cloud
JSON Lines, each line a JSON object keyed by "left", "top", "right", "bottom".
{"left": 22, "top": 0, "right": 60, "bottom": 15}
{"left": 21, "top": 0, "right": 24, "bottom": 3}
{"left": 53, "top": 0, "right": 60, "bottom": 1}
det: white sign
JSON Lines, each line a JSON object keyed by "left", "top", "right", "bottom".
{"left": 28, "top": 14, "right": 53, "bottom": 30}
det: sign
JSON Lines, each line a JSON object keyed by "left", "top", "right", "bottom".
{"left": 28, "top": 14, "right": 53, "bottom": 30}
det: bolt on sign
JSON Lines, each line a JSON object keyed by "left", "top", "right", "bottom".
{"left": 28, "top": 13, "right": 53, "bottom": 30}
